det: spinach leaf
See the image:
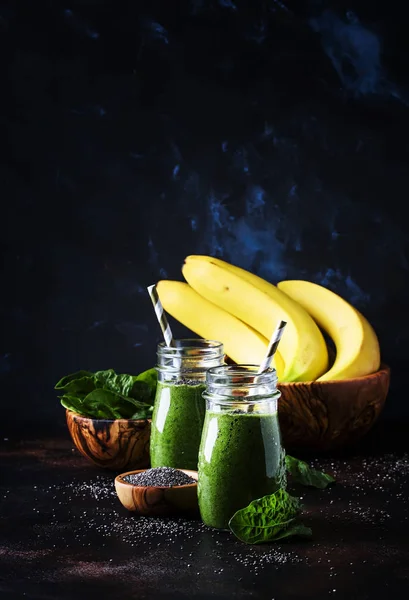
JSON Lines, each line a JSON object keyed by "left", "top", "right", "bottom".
{"left": 118, "top": 393, "right": 155, "bottom": 415}
{"left": 93, "top": 369, "right": 156, "bottom": 405}
{"left": 130, "top": 381, "right": 153, "bottom": 404}
{"left": 60, "top": 394, "right": 90, "bottom": 417}
{"left": 56, "top": 367, "right": 157, "bottom": 420}
{"left": 83, "top": 390, "right": 124, "bottom": 419}
{"left": 60, "top": 391, "right": 121, "bottom": 419}
{"left": 135, "top": 368, "right": 158, "bottom": 402}
{"left": 93, "top": 370, "right": 135, "bottom": 396}
{"left": 54, "top": 371, "right": 95, "bottom": 396}
{"left": 60, "top": 388, "right": 153, "bottom": 420}
{"left": 228, "top": 488, "right": 312, "bottom": 545}
{"left": 285, "top": 455, "right": 335, "bottom": 489}
{"left": 129, "top": 406, "right": 153, "bottom": 420}
{"left": 83, "top": 389, "right": 137, "bottom": 419}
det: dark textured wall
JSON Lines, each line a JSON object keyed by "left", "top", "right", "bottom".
{"left": 2, "top": 0, "right": 408, "bottom": 433}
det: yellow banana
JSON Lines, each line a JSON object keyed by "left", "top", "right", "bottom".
{"left": 277, "top": 280, "right": 381, "bottom": 380}
{"left": 182, "top": 256, "right": 328, "bottom": 382}
{"left": 156, "top": 280, "right": 285, "bottom": 378}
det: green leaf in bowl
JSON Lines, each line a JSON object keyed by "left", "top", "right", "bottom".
{"left": 55, "top": 371, "right": 95, "bottom": 395}
{"left": 56, "top": 367, "right": 156, "bottom": 420}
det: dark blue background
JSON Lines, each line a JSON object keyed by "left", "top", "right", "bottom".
{"left": 2, "top": 0, "right": 408, "bottom": 434}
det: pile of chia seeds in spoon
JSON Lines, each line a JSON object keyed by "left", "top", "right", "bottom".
{"left": 122, "top": 467, "right": 196, "bottom": 487}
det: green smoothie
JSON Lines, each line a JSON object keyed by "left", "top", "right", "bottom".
{"left": 198, "top": 409, "right": 285, "bottom": 529}
{"left": 150, "top": 380, "right": 206, "bottom": 470}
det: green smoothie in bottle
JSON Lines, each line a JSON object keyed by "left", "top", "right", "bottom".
{"left": 150, "top": 339, "right": 224, "bottom": 471}
{"left": 198, "top": 365, "right": 285, "bottom": 529}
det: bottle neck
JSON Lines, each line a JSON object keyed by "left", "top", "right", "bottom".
{"left": 203, "top": 364, "right": 280, "bottom": 412}
{"left": 156, "top": 339, "right": 224, "bottom": 383}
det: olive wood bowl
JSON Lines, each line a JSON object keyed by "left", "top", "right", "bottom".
{"left": 278, "top": 364, "right": 390, "bottom": 452}
{"left": 66, "top": 410, "right": 151, "bottom": 470}
{"left": 114, "top": 469, "right": 199, "bottom": 517}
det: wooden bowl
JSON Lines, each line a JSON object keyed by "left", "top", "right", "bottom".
{"left": 66, "top": 410, "right": 151, "bottom": 470}
{"left": 114, "top": 469, "right": 199, "bottom": 517}
{"left": 278, "top": 364, "right": 391, "bottom": 452}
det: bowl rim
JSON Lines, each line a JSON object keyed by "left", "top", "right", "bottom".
{"left": 115, "top": 468, "right": 198, "bottom": 490}
{"left": 65, "top": 409, "right": 152, "bottom": 424}
{"left": 278, "top": 363, "right": 390, "bottom": 387}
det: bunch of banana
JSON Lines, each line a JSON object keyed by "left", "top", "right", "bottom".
{"left": 156, "top": 280, "right": 285, "bottom": 379}
{"left": 157, "top": 255, "right": 381, "bottom": 382}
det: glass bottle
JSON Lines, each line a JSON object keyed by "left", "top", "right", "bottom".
{"left": 198, "top": 364, "right": 285, "bottom": 529}
{"left": 150, "top": 339, "right": 224, "bottom": 471}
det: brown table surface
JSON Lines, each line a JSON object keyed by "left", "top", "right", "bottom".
{"left": 1, "top": 419, "right": 408, "bottom": 600}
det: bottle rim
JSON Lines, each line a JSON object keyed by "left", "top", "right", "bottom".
{"left": 157, "top": 338, "right": 224, "bottom": 358}
{"left": 205, "top": 364, "right": 278, "bottom": 387}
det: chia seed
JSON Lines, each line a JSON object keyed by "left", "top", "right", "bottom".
{"left": 122, "top": 467, "right": 196, "bottom": 487}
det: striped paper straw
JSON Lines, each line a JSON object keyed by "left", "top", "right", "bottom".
{"left": 257, "top": 320, "right": 287, "bottom": 375}
{"left": 147, "top": 284, "right": 176, "bottom": 347}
